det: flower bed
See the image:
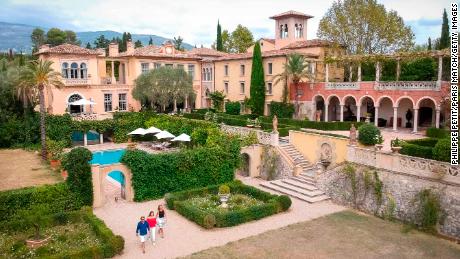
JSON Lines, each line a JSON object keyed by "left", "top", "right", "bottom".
{"left": 165, "top": 181, "right": 292, "bottom": 229}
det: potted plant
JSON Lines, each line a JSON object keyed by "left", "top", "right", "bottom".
{"left": 375, "top": 134, "right": 384, "bottom": 150}
{"left": 365, "top": 112, "right": 371, "bottom": 123}
{"left": 246, "top": 118, "right": 254, "bottom": 128}
{"left": 391, "top": 138, "right": 403, "bottom": 153}
{"left": 47, "top": 139, "right": 65, "bottom": 169}
{"left": 218, "top": 184, "right": 231, "bottom": 208}
{"left": 254, "top": 118, "right": 261, "bottom": 128}
{"left": 20, "top": 205, "right": 52, "bottom": 248}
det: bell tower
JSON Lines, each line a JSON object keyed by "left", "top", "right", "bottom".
{"left": 270, "top": 10, "right": 313, "bottom": 49}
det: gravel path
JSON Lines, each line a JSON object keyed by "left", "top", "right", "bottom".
{"left": 94, "top": 177, "right": 345, "bottom": 259}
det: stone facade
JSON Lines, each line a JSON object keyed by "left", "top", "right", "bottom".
{"left": 260, "top": 146, "right": 293, "bottom": 180}
{"left": 317, "top": 163, "right": 460, "bottom": 239}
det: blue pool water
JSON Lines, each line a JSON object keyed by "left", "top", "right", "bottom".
{"left": 90, "top": 149, "right": 126, "bottom": 165}
{"left": 72, "top": 131, "right": 100, "bottom": 141}
{"left": 91, "top": 149, "right": 126, "bottom": 184}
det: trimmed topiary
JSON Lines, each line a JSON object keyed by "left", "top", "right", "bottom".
{"left": 433, "top": 138, "right": 450, "bottom": 162}
{"left": 358, "top": 123, "right": 382, "bottom": 146}
{"left": 64, "top": 147, "right": 93, "bottom": 206}
{"left": 276, "top": 195, "right": 292, "bottom": 211}
{"left": 225, "top": 101, "right": 241, "bottom": 115}
{"left": 218, "top": 184, "right": 230, "bottom": 195}
{"left": 203, "top": 214, "right": 216, "bottom": 229}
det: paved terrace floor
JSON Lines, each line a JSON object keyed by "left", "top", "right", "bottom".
{"left": 94, "top": 177, "right": 345, "bottom": 259}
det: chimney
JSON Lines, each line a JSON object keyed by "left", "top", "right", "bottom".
{"left": 108, "top": 42, "right": 119, "bottom": 57}
{"left": 38, "top": 44, "right": 50, "bottom": 53}
{"left": 126, "top": 40, "right": 134, "bottom": 55}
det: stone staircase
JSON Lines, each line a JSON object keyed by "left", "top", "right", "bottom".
{"left": 260, "top": 142, "right": 330, "bottom": 203}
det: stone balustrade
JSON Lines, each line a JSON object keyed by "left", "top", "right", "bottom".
{"left": 71, "top": 113, "right": 113, "bottom": 121}
{"left": 65, "top": 79, "right": 89, "bottom": 85}
{"left": 347, "top": 145, "right": 459, "bottom": 185}
{"left": 374, "top": 81, "right": 439, "bottom": 91}
{"left": 325, "top": 82, "right": 360, "bottom": 90}
{"left": 220, "top": 124, "right": 277, "bottom": 146}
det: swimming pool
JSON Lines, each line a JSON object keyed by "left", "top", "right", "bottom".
{"left": 90, "top": 149, "right": 126, "bottom": 165}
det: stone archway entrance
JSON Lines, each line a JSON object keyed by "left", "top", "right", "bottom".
{"left": 239, "top": 153, "right": 250, "bottom": 177}
{"left": 92, "top": 163, "right": 134, "bottom": 208}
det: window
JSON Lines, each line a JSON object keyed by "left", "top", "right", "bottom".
{"left": 70, "top": 62, "right": 78, "bottom": 79}
{"left": 165, "top": 64, "right": 173, "bottom": 68}
{"left": 266, "top": 82, "right": 273, "bottom": 95}
{"left": 177, "top": 64, "right": 184, "bottom": 70}
{"left": 104, "top": 93, "right": 112, "bottom": 112}
{"left": 240, "top": 64, "right": 245, "bottom": 76}
{"left": 224, "top": 82, "right": 229, "bottom": 94}
{"left": 154, "top": 63, "right": 161, "bottom": 69}
{"left": 188, "top": 64, "right": 195, "bottom": 80}
{"left": 209, "top": 68, "right": 213, "bottom": 81}
{"left": 61, "top": 62, "right": 69, "bottom": 78}
{"left": 141, "top": 63, "right": 149, "bottom": 73}
{"left": 268, "top": 63, "right": 273, "bottom": 75}
{"left": 224, "top": 65, "right": 229, "bottom": 76}
{"left": 240, "top": 82, "right": 245, "bottom": 94}
{"left": 118, "top": 93, "right": 127, "bottom": 111}
{"left": 80, "top": 63, "right": 87, "bottom": 79}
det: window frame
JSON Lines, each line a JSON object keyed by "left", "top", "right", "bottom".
{"left": 266, "top": 82, "right": 273, "bottom": 95}
{"left": 268, "top": 62, "right": 273, "bottom": 75}
{"left": 240, "top": 81, "right": 245, "bottom": 94}
{"left": 104, "top": 93, "right": 113, "bottom": 112}
{"left": 118, "top": 93, "right": 127, "bottom": 111}
{"left": 141, "top": 62, "right": 149, "bottom": 74}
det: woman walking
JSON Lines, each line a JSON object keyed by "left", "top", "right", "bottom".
{"left": 157, "top": 204, "right": 166, "bottom": 238}
{"left": 146, "top": 211, "right": 157, "bottom": 245}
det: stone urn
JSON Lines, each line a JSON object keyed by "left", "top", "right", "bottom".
{"left": 219, "top": 194, "right": 230, "bottom": 208}
{"left": 391, "top": 146, "right": 402, "bottom": 153}
{"left": 375, "top": 144, "right": 383, "bottom": 151}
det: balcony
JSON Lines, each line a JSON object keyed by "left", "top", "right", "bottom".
{"left": 374, "top": 81, "right": 440, "bottom": 91}
{"left": 65, "top": 79, "right": 89, "bottom": 86}
{"left": 325, "top": 82, "right": 360, "bottom": 90}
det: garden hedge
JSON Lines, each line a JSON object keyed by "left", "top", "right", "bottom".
{"left": 63, "top": 147, "right": 94, "bottom": 206}
{"left": 122, "top": 141, "right": 241, "bottom": 201}
{"left": 269, "top": 101, "right": 294, "bottom": 118}
{"left": 433, "top": 138, "right": 450, "bottom": 162}
{"left": 166, "top": 181, "right": 292, "bottom": 228}
{"left": 404, "top": 138, "right": 439, "bottom": 147}
{"left": 225, "top": 101, "right": 241, "bottom": 115}
{"left": 0, "top": 183, "right": 84, "bottom": 223}
{"left": 426, "top": 127, "right": 449, "bottom": 139}
{"left": 400, "top": 143, "right": 434, "bottom": 159}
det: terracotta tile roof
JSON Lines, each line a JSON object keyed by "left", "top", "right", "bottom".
{"left": 186, "top": 48, "right": 227, "bottom": 57}
{"left": 216, "top": 49, "right": 318, "bottom": 61}
{"left": 118, "top": 45, "right": 201, "bottom": 59}
{"left": 269, "top": 10, "right": 314, "bottom": 19}
{"left": 281, "top": 39, "right": 345, "bottom": 49}
{"left": 36, "top": 44, "right": 101, "bottom": 55}
{"left": 260, "top": 38, "right": 275, "bottom": 44}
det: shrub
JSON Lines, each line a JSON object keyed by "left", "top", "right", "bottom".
{"left": 426, "top": 127, "right": 449, "bottom": 139}
{"left": 64, "top": 147, "right": 93, "bottom": 206}
{"left": 203, "top": 214, "right": 217, "bottom": 229}
{"left": 269, "top": 101, "right": 295, "bottom": 118}
{"left": 405, "top": 138, "right": 439, "bottom": 147}
{"left": 358, "top": 123, "right": 381, "bottom": 146}
{"left": 433, "top": 138, "right": 450, "bottom": 162}
{"left": 225, "top": 101, "right": 241, "bottom": 115}
{"left": 416, "top": 189, "right": 441, "bottom": 232}
{"left": 219, "top": 184, "right": 230, "bottom": 194}
{"left": 400, "top": 143, "right": 433, "bottom": 159}
{"left": 276, "top": 195, "right": 292, "bottom": 211}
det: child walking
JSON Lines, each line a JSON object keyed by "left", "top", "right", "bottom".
{"left": 146, "top": 211, "right": 157, "bottom": 245}
{"left": 157, "top": 204, "right": 166, "bottom": 238}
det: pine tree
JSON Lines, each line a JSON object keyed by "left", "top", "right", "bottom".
{"left": 149, "top": 37, "right": 153, "bottom": 45}
{"left": 134, "top": 40, "right": 143, "bottom": 48}
{"left": 249, "top": 41, "right": 265, "bottom": 115}
{"left": 427, "top": 37, "right": 432, "bottom": 50}
{"left": 216, "top": 20, "right": 223, "bottom": 51}
{"left": 86, "top": 42, "right": 91, "bottom": 49}
{"left": 439, "top": 9, "right": 450, "bottom": 49}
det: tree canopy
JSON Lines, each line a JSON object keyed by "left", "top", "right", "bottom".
{"left": 212, "top": 25, "right": 254, "bottom": 53}
{"left": 249, "top": 42, "right": 265, "bottom": 115}
{"left": 439, "top": 9, "right": 450, "bottom": 50}
{"left": 174, "top": 36, "right": 184, "bottom": 51}
{"left": 31, "top": 28, "right": 46, "bottom": 52}
{"left": 317, "top": 0, "right": 414, "bottom": 54}
{"left": 133, "top": 67, "right": 194, "bottom": 112}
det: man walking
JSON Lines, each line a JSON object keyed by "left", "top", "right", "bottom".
{"left": 136, "top": 216, "right": 150, "bottom": 253}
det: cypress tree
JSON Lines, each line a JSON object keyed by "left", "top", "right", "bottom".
{"left": 427, "top": 37, "right": 432, "bottom": 50}
{"left": 249, "top": 41, "right": 265, "bottom": 115}
{"left": 86, "top": 42, "right": 91, "bottom": 49}
{"left": 439, "top": 9, "right": 449, "bottom": 49}
{"left": 149, "top": 37, "right": 153, "bottom": 45}
{"left": 216, "top": 20, "right": 223, "bottom": 51}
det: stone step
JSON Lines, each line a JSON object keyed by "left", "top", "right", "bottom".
{"left": 294, "top": 175, "right": 317, "bottom": 185}
{"left": 298, "top": 173, "right": 316, "bottom": 181}
{"left": 270, "top": 180, "right": 325, "bottom": 197}
{"left": 282, "top": 178, "right": 319, "bottom": 191}
{"left": 259, "top": 182, "right": 330, "bottom": 203}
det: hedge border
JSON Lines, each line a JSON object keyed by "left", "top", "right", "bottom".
{"left": 165, "top": 181, "right": 291, "bottom": 229}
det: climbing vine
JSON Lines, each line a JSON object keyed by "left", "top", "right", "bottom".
{"left": 261, "top": 146, "right": 279, "bottom": 180}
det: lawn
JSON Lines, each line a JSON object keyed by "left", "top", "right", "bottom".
{"left": 0, "top": 149, "right": 61, "bottom": 191}
{"left": 185, "top": 210, "right": 460, "bottom": 259}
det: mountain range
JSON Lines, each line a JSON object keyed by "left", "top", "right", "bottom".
{"left": 0, "top": 21, "right": 194, "bottom": 53}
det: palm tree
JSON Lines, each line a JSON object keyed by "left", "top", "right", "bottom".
{"left": 17, "top": 60, "right": 64, "bottom": 160}
{"left": 273, "top": 53, "right": 313, "bottom": 118}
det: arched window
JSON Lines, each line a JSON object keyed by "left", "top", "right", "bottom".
{"left": 209, "top": 68, "right": 213, "bottom": 81}
{"left": 70, "top": 62, "right": 78, "bottom": 79}
{"left": 80, "top": 63, "right": 87, "bottom": 79}
{"left": 68, "top": 93, "right": 83, "bottom": 114}
{"left": 299, "top": 24, "right": 303, "bottom": 38}
{"left": 61, "top": 62, "right": 69, "bottom": 78}
{"left": 202, "top": 68, "right": 205, "bottom": 81}
{"left": 295, "top": 24, "right": 299, "bottom": 38}
{"left": 279, "top": 25, "right": 284, "bottom": 38}
{"left": 284, "top": 24, "right": 288, "bottom": 38}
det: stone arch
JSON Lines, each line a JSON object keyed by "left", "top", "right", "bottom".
{"left": 376, "top": 96, "right": 394, "bottom": 127}
{"left": 358, "top": 95, "right": 376, "bottom": 106}
{"left": 358, "top": 96, "right": 375, "bottom": 122}
{"left": 376, "top": 95, "right": 394, "bottom": 107}
{"left": 240, "top": 145, "right": 262, "bottom": 178}
{"left": 67, "top": 92, "right": 85, "bottom": 114}
{"left": 342, "top": 95, "right": 358, "bottom": 121}
{"left": 313, "top": 94, "right": 326, "bottom": 121}
{"left": 415, "top": 96, "right": 438, "bottom": 109}
{"left": 92, "top": 163, "right": 134, "bottom": 208}
{"left": 417, "top": 97, "right": 437, "bottom": 128}
{"left": 326, "top": 95, "right": 341, "bottom": 121}
{"left": 395, "top": 96, "right": 415, "bottom": 108}
{"left": 326, "top": 94, "right": 340, "bottom": 105}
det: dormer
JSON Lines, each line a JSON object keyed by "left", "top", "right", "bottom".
{"left": 270, "top": 10, "right": 313, "bottom": 49}
{"left": 160, "top": 40, "right": 175, "bottom": 55}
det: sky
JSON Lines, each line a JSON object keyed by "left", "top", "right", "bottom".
{"left": 0, "top": 0, "right": 453, "bottom": 47}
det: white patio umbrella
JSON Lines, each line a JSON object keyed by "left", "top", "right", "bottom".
{"left": 144, "top": 126, "right": 161, "bottom": 135}
{"left": 68, "top": 98, "right": 97, "bottom": 106}
{"left": 172, "top": 133, "right": 191, "bottom": 142}
{"left": 128, "top": 128, "right": 146, "bottom": 135}
{"left": 155, "top": 130, "right": 175, "bottom": 139}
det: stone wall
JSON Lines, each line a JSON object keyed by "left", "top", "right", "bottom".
{"left": 259, "top": 146, "right": 293, "bottom": 180}
{"left": 317, "top": 163, "right": 460, "bottom": 239}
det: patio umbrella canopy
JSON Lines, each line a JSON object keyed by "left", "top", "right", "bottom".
{"left": 172, "top": 133, "right": 191, "bottom": 142}
{"left": 68, "top": 98, "right": 96, "bottom": 106}
{"left": 155, "top": 130, "right": 175, "bottom": 139}
{"left": 128, "top": 128, "right": 146, "bottom": 135}
{"left": 144, "top": 126, "right": 161, "bottom": 134}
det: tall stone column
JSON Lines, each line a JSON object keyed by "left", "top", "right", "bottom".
{"left": 83, "top": 132, "right": 88, "bottom": 146}
{"left": 325, "top": 63, "right": 329, "bottom": 83}
{"left": 184, "top": 95, "right": 189, "bottom": 112}
{"left": 413, "top": 109, "right": 419, "bottom": 133}
{"left": 393, "top": 107, "right": 398, "bottom": 131}
{"left": 340, "top": 105, "right": 344, "bottom": 122}
{"left": 438, "top": 56, "right": 443, "bottom": 82}
{"left": 99, "top": 132, "right": 104, "bottom": 144}
{"left": 349, "top": 64, "right": 353, "bottom": 82}
{"left": 396, "top": 59, "right": 400, "bottom": 81}
{"left": 357, "top": 63, "right": 362, "bottom": 82}
{"left": 173, "top": 98, "right": 177, "bottom": 112}
{"left": 357, "top": 105, "right": 361, "bottom": 122}
{"left": 111, "top": 61, "right": 116, "bottom": 84}
{"left": 324, "top": 103, "right": 329, "bottom": 122}
{"left": 374, "top": 107, "right": 379, "bottom": 127}
{"left": 375, "top": 62, "right": 380, "bottom": 82}
{"left": 435, "top": 109, "right": 441, "bottom": 128}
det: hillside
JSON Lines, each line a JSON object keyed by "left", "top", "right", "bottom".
{"left": 0, "top": 21, "right": 193, "bottom": 53}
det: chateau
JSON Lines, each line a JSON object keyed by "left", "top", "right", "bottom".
{"left": 37, "top": 10, "right": 449, "bottom": 132}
